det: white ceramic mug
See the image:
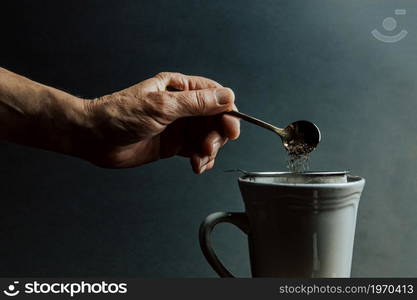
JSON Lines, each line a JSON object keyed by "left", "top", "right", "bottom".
{"left": 199, "top": 172, "right": 365, "bottom": 277}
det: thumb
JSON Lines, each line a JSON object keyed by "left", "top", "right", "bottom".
{"left": 168, "top": 87, "right": 235, "bottom": 118}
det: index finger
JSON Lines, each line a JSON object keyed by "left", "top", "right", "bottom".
{"left": 221, "top": 103, "right": 240, "bottom": 140}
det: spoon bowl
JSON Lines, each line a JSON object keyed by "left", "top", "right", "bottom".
{"left": 282, "top": 120, "right": 321, "bottom": 155}
{"left": 225, "top": 111, "right": 321, "bottom": 155}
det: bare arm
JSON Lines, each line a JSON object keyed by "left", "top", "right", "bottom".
{"left": 0, "top": 68, "right": 239, "bottom": 173}
{"left": 0, "top": 67, "right": 92, "bottom": 155}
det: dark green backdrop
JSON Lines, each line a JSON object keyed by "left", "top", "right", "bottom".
{"left": 0, "top": 0, "right": 416, "bottom": 277}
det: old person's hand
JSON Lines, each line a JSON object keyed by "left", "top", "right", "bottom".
{"left": 83, "top": 72, "right": 240, "bottom": 173}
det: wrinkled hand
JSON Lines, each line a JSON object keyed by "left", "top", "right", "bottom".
{"left": 83, "top": 72, "right": 240, "bottom": 173}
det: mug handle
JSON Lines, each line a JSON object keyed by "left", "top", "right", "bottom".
{"left": 199, "top": 212, "right": 250, "bottom": 277}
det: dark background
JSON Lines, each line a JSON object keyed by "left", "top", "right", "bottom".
{"left": 0, "top": 0, "right": 416, "bottom": 277}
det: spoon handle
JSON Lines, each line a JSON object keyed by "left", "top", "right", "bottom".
{"left": 225, "top": 110, "right": 286, "bottom": 136}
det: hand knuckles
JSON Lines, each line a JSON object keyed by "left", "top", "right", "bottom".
{"left": 155, "top": 72, "right": 170, "bottom": 80}
{"left": 155, "top": 72, "right": 185, "bottom": 81}
{"left": 145, "top": 92, "right": 173, "bottom": 119}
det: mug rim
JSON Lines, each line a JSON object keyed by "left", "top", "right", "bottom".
{"left": 238, "top": 171, "right": 365, "bottom": 188}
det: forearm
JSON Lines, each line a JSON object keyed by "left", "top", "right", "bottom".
{"left": 0, "top": 67, "right": 91, "bottom": 155}
{"left": 0, "top": 70, "right": 238, "bottom": 171}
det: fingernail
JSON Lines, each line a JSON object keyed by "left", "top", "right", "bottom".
{"left": 212, "top": 141, "right": 221, "bottom": 154}
{"left": 199, "top": 156, "right": 210, "bottom": 168}
{"left": 199, "top": 164, "right": 208, "bottom": 174}
{"left": 216, "top": 88, "right": 233, "bottom": 105}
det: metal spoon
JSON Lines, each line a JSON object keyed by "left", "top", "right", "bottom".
{"left": 226, "top": 110, "right": 321, "bottom": 155}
